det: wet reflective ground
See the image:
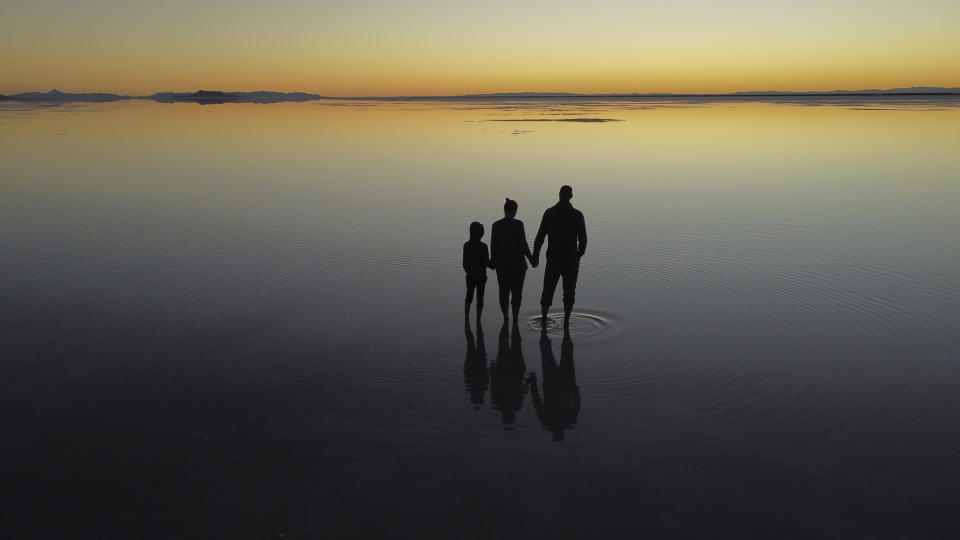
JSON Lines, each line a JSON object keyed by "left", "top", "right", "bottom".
{"left": 2, "top": 99, "right": 960, "bottom": 538}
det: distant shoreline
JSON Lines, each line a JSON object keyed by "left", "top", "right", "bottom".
{"left": 2, "top": 88, "right": 960, "bottom": 105}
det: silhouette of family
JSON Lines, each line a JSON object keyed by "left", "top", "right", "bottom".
{"left": 463, "top": 185, "right": 587, "bottom": 330}
{"left": 462, "top": 185, "right": 585, "bottom": 440}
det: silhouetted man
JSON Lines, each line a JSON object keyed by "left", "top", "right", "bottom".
{"left": 533, "top": 185, "right": 587, "bottom": 330}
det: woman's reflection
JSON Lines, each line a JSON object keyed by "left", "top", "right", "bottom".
{"left": 489, "top": 322, "right": 527, "bottom": 427}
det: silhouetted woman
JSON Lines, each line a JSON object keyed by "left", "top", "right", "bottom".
{"left": 490, "top": 198, "right": 535, "bottom": 322}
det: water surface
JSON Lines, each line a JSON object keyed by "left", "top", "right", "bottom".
{"left": 2, "top": 98, "right": 960, "bottom": 538}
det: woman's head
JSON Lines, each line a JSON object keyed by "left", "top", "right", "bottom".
{"left": 503, "top": 197, "right": 518, "bottom": 218}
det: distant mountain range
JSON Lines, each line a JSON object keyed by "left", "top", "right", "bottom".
{"left": 147, "top": 90, "right": 327, "bottom": 104}
{"left": 9, "top": 89, "right": 132, "bottom": 102}
{"left": 452, "top": 87, "right": 960, "bottom": 99}
{"left": 2, "top": 89, "right": 328, "bottom": 104}
{"left": 2, "top": 87, "right": 959, "bottom": 104}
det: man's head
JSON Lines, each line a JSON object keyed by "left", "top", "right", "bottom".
{"left": 469, "top": 221, "right": 484, "bottom": 240}
{"left": 504, "top": 198, "right": 518, "bottom": 218}
{"left": 559, "top": 185, "right": 573, "bottom": 201}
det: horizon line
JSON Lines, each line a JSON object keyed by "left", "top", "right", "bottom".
{"left": 3, "top": 85, "right": 960, "bottom": 100}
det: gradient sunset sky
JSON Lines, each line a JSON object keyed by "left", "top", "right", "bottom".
{"left": 2, "top": 0, "right": 958, "bottom": 96}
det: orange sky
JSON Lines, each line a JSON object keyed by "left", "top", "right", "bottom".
{"left": 1, "top": 1, "right": 958, "bottom": 96}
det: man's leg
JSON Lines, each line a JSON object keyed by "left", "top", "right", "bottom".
{"left": 561, "top": 259, "right": 580, "bottom": 330}
{"left": 540, "top": 260, "right": 561, "bottom": 328}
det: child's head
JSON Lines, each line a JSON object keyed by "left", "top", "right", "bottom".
{"left": 503, "top": 198, "right": 518, "bottom": 218}
{"left": 469, "top": 221, "right": 484, "bottom": 240}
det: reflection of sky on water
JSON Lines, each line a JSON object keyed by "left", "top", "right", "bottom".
{"left": 2, "top": 99, "right": 960, "bottom": 537}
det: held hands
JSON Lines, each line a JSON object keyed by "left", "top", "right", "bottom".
{"left": 528, "top": 253, "right": 540, "bottom": 268}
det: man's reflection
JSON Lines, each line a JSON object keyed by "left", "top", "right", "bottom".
{"left": 528, "top": 330, "right": 580, "bottom": 441}
{"left": 463, "top": 320, "right": 489, "bottom": 409}
{"left": 489, "top": 322, "right": 527, "bottom": 427}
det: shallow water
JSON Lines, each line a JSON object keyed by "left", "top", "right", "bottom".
{"left": 2, "top": 98, "right": 960, "bottom": 538}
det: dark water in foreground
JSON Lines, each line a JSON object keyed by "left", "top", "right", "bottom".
{"left": 2, "top": 99, "right": 960, "bottom": 538}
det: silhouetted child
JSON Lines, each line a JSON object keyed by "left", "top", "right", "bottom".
{"left": 463, "top": 221, "right": 492, "bottom": 319}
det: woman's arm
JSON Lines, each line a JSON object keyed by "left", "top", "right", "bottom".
{"left": 520, "top": 222, "right": 536, "bottom": 267}
{"left": 520, "top": 222, "right": 532, "bottom": 257}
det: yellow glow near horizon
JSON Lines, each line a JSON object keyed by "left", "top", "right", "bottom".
{"left": 1, "top": 1, "right": 958, "bottom": 96}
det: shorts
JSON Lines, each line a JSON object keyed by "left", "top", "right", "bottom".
{"left": 465, "top": 274, "right": 487, "bottom": 305}
{"left": 541, "top": 257, "right": 579, "bottom": 307}
{"left": 496, "top": 267, "right": 527, "bottom": 307}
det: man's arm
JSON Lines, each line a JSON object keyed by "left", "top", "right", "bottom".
{"left": 533, "top": 210, "right": 549, "bottom": 256}
{"left": 577, "top": 212, "right": 587, "bottom": 258}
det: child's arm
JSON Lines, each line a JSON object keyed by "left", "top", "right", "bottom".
{"left": 489, "top": 223, "right": 499, "bottom": 265}
{"left": 485, "top": 244, "right": 495, "bottom": 269}
{"left": 462, "top": 245, "right": 469, "bottom": 273}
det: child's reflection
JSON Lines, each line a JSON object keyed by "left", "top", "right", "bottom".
{"left": 463, "top": 320, "right": 489, "bottom": 408}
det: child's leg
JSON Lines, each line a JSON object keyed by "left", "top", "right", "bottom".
{"left": 476, "top": 277, "right": 486, "bottom": 317}
{"left": 465, "top": 276, "right": 476, "bottom": 318}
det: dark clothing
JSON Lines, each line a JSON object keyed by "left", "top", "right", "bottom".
{"left": 534, "top": 200, "right": 587, "bottom": 307}
{"left": 533, "top": 201, "right": 587, "bottom": 262}
{"left": 462, "top": 240, "right": 490, "bottom": 278}
{"left": 541, "top": 257, "right": 579, "bottom": 307}
{"left": 496, "top": 268, "right": 526, "bottom": 308}
{"left": 491, "top": 218, "right": 532, "bottom": 271}
{"left": 463, "top": 240, "right": 489, "bottom": 306}
{"left": 491, "top": 217, "right": 531, "bottom": 310}
{"left": 465, "top": 274, "right": 487, "bottom": 306}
